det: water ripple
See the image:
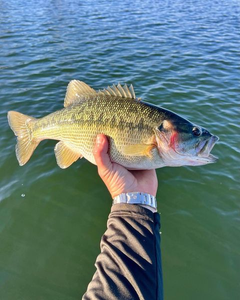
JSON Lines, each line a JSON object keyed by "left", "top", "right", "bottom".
{"left": 0, "top": 0, "right": 240, "bottom": 299}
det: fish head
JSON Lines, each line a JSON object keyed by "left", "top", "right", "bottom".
{"left": 155, "top": 114, "right": 219, "bottom": 167}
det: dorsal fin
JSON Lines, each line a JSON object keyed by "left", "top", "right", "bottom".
{"left": 64, "top": 80, "right": 97, "bottom": 107}
{"left": 99, "top": 83, "right": 138, "bottom": 100}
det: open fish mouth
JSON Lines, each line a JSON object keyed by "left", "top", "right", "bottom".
{"left": 196, "top": 135, "right": 219, "bottom": 160}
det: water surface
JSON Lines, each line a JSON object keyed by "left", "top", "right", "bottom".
{"left": 0, "top": 0, "right": 239, "bottom": 299}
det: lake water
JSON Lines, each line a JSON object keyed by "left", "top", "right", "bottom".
{"left": 0, "top": 0, "right": 239, "bottom": 299}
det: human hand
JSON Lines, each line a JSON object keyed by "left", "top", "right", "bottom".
{"left": 93, "top": 134, "right": 158, "bottom": 199}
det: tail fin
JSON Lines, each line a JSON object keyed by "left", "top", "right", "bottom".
{"left": 7, "top": 111, "right": 40, "bottom": 166}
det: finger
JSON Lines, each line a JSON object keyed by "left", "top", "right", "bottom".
{"left": 93, "top": 134, "right": 112, "bottom": 175}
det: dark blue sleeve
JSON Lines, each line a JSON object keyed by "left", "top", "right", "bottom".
{"left": 82, "top": 204, "right": 163, "bottom": 300}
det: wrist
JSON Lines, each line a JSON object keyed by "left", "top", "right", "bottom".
{"left": 113, "top": 192, "right": 157, "bottom": 213}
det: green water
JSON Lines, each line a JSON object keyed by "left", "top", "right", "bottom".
{"left": 0, "top": 0, "right": 239, "bottom": 299}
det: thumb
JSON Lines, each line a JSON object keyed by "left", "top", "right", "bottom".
{"left": 93, "top": 134, "right": 112, "bottom": 176}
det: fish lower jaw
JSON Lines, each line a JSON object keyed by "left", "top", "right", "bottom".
{"left": 204, "top": 153, "right": 218, "bottom": 162}
{"left": 191, "top": 152, "right": 218, "bottom": 165}
{"left": 196, "top": 135, "right": 219, "bottom": 159}
{"left": 196, "top": 145, "right": 218, "bottom": 163}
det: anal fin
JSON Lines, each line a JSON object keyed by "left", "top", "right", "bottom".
{"left": 54, "top": 141, "right": 82, "bottom": 169}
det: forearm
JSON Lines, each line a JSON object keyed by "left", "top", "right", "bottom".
{"left": 82, "top": 204, "right": 163, "bottom": 300}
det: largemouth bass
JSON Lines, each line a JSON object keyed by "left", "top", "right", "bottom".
{"left": 8, "top": 80, "right": 219, "bottom": 169}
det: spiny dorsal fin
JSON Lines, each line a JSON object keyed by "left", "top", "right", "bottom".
{"left": 64, "top": 80, "right": 97, "bottom": 107}
{"left": 99, "top": 83, "right": 138, "bottom": 100}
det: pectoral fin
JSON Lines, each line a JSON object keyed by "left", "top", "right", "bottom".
{"left": 54, "top": 141, "right": 82, "bottom": 169}
{"left": 121, "top": 144, "right": 156, "bottom": 158}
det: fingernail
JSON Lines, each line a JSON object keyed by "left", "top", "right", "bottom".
{"left": 96, "top": 135, "right": 103, "bottom": 146}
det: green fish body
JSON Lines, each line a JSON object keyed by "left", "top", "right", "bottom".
{"left": 8, "top": 80, "right": 218, "bottom": 169}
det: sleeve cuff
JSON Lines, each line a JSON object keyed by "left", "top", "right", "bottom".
{"left": 110, "top": 203, "right": 160, "bottom": 224}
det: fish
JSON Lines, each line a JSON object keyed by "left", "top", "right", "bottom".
{"left": 7, "top": 80, "right": 219, "bottom": 170}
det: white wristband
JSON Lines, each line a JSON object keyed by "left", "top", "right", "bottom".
{"left": 113, "top": 192, "right": 157, "bottom": 211}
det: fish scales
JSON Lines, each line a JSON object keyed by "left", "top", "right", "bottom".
{"left": 7, "top": 80, "right": 219, "bottom": 169}
{"left": 28, "top": 95, "right": 159, "bottom": 168}
{"left": 33, "top": 96, "right": 156, "bottom": 140}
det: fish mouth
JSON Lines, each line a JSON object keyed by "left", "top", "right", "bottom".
{"left": 196, "top": 135, "right": 219, "bottom": 161}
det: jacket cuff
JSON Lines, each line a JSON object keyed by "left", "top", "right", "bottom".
{"left": 110, "top": 203, "right": 160, "bottom": 224}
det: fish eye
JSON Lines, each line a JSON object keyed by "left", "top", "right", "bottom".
{"left": 192, "top": 127, "right": 201, "bottom": 137}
